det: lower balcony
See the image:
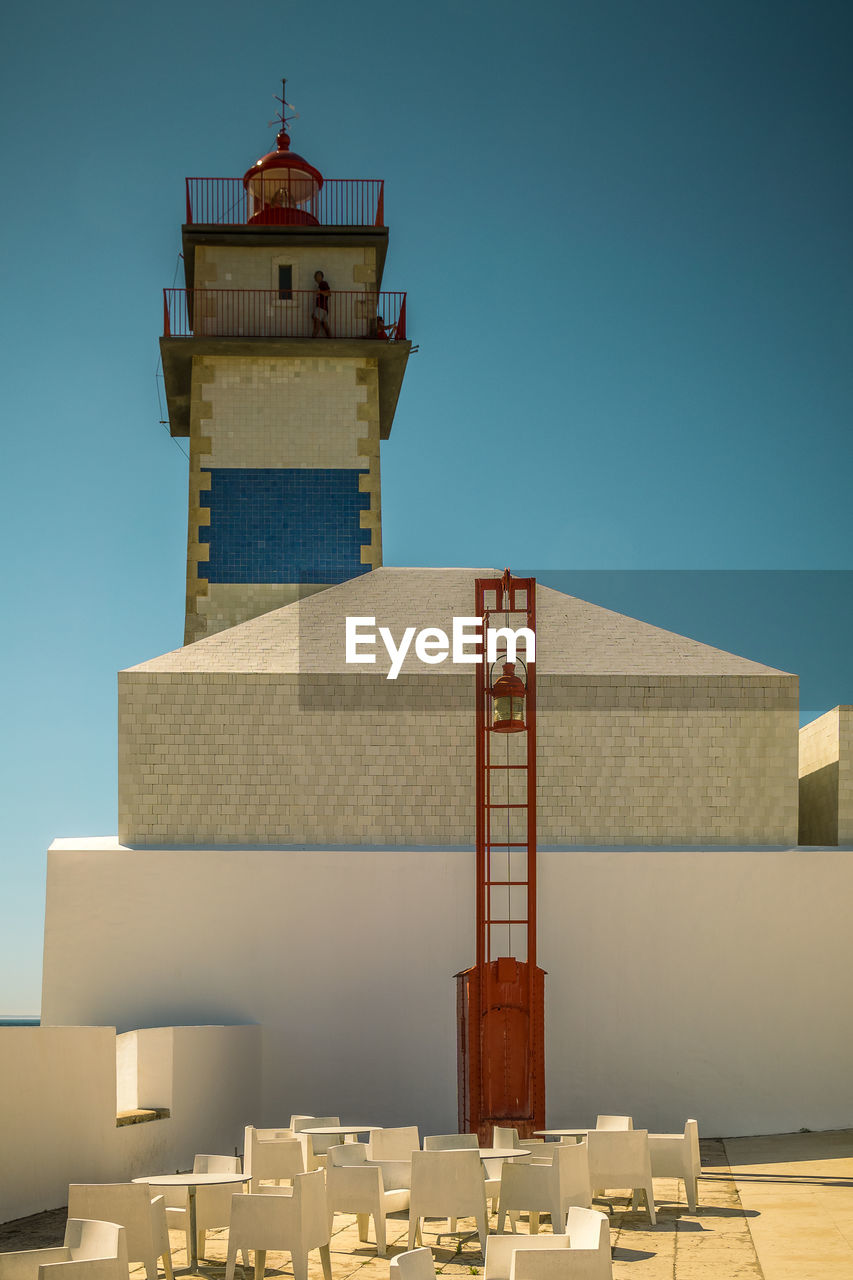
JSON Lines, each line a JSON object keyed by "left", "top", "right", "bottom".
{"left": 159, "top": 289, "right": 412, "bottom": 440}
{"left": 163, "top": 288, "right": 407, "bottom": 341}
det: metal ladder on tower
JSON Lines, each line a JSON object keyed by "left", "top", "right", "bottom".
{"left": 457, "top": 569, "right": 545, "bottom": 1142}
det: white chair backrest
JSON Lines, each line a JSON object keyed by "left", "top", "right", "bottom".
{"left": 389, "top": 1247, "right": 437, "bottom": 1280}
{"left": 553, "top": 1140, "right": 592, "bottom": 1206}
{"left": 508, "top": 1249, "right": 574, "bottom": 1280}
{"left": 484, "top": 1234, "right": 570, "bottom": 1280}
{"left": 193, "top": 1154, "right": 241, "bottom": 1175}
{"left": 587, "top": 1130, "right": 650, "bottom": 1183}
{"left": 567, "top": 1205, "right": 609, "bottom": 1251}
{"left": 36, "top": 1262, "right": 121, "bottom": 1280}
{"left": 67, "top": 1186, "right": 155, "bottom": 1261}
{"left": 369, "top": 1126, "right": 420, "bottom": 1160}
{"left": 231, "top": 1170, "right": 329, "bottom": 1250}
{"left": 292, "top": 1169, "right": 330, "bottom": 1250}
{"left": 289, "top": 1115, "right": 315, "bottom": 1130}
{"left": 290, "top": 1115, "right": 341, "bottom": 1155}
{"left": 244, "top": 1126, "right": 304, "bottom": 1180}
{"left": 328, "top": 1143, "right": 368, "bottom": 1168}
{"left": 64, "top": 1220, "right": 127, "bottom": 1268}
{"left": 290, "top": 1115, "right": 339, "bottom": 1133}
{"left": 410, "top": 1149, "right": 485, "bottom": 1215}
{"left": 423, "top": 1133, "right": 478, "bottom": 1151}
{"left": 595, "top": 1115, "right": 633, "bottom": 1130}
{"left": 493, "top": 1126, "right": 521, "bottom": 1149}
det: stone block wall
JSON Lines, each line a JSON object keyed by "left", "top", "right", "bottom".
{"left": 118, "top": 671, "right": 798, "bottom": 847}
{"left": 195, "top": 243, "right": 378, "bottom": 298}
{"left": 185, "top": 353, "right": 381, "bottom": 643}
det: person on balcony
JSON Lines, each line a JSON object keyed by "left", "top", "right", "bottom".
{"left": 313, "top": 270, "right": 332, "bottom": 337}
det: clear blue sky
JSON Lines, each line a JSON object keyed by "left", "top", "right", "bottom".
{"left": 1, "top": 0, "right": 851, "bottom": 1011}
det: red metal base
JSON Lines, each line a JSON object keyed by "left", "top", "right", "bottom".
{"left": 457, "top": 958, "right": 546, "bottom": 1143}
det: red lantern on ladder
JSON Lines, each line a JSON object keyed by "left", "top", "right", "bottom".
{"left": 490, "top": 659, "right": 527, "bottom": 733}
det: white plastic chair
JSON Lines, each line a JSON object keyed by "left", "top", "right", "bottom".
{"left": 244, "top": 1126, "right": 305, "bottom": 1189}
{"left": 585, "top": 1131, "right": 656, "bottom": 1225}
{"left": 497, "top": 1141, "right": 592, "bottom": 1234}
{"left": 595, "top": 1117, "right": 633, "bottom": 1131}
{"left": 326, "top": 1143, "right": 409, "bottom": 1257}
{"left": 224, "top": 1170, "right": 331, "bottom": 1280}
{"left": 423, "top": 1134, "right": 479, "bottom": 1151}
{"left": 493, "top": 1128, "right": 550, "bottom": 1165}
{"left": 493, "top": 1127, "right": 523, "bottom": 1149}
{"left": 162, "top": 1155, "right": 248, "bottom": 1263}
{"left": 290, "top": 1115, "right": 342, "bottom": 1170}
{"left": 389, "top": 1247, "right": 437, "bottom": 1280}
{"left": 408, "top": 1149, "right": 489, "bottom": 1254}
{"left": 484, "top": 1233, "right": 570, "bottom": 1280}
{"left": 506, "top": 1209, "right": 612, "bottom": 1280}
{"left": 423, "top": 1135, "right": 488, "bottom": 1218}
{"left": 0, "top": 1219, "right": 128, "bottom": 1280}
{"left": 648, "top": 1119, "right": 700, "bottom": 1212}
{"left": 368, "top": 1126, "right": 420, "bottom": 1161}
{"left": 67, "top": 1186, "right": 172, "bottom": 1280}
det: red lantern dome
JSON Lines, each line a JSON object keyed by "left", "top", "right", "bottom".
{"left": 243, "top": 125, "right": 324, "bottom": 226}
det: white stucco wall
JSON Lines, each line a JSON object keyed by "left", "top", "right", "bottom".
{"left": 40, "top": 840, "right": 853, "bottom": 1148}
{"left": 42, "top": 843, "right": 471, "bottom": 1138}
{"left": 0, "top": 1023, "right": 260, "bottom": 1223}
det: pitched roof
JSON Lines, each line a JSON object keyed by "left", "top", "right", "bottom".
{"left": 124, "top": 567, "right": 792, "bottom": 677}
{"left": 122, "top": 565, "right": 788, "bottom": 675}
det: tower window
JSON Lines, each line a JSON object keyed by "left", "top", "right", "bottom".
{"left": 277, "top": 265, "right": 293, "bottom": 301}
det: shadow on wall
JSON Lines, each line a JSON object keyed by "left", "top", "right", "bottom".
{"left": 799, "top": 761, "right": 839, "bottom": 845}
{"left": 0, "top": 1024, "right": 261, "bottom": 1224}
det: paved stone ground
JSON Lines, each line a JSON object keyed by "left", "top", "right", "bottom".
{"left": 0, "top": 1139, "right": 763, "bottom": 1279}
{"left": 725, "top": 1129, "right": 853, "bottom": 1280}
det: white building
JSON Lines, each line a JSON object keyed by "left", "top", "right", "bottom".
{"left": 3, "top": 97, "right": 853, "bottom": 1226}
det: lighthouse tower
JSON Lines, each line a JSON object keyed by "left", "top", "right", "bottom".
{"left": 161, "top": 86, "right": 411, "bottom": 643}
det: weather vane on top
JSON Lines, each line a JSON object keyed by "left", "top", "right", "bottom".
{"left": 269, "top": 78, "right": 300, "bottom": 132}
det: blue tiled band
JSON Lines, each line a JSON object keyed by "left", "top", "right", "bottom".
{"left": 199, "top": 467, "right": 371, "bottom": 584}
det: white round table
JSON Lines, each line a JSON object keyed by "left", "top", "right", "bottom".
{"left": 299, "top": 1124, "right": 382, "bottom": 1137}
{"left": 133, "top": 1171, "right": 251, "bottom": 1272}
{"left": 473, "top": 1147, "right": 530, "bottom": 1159}
{"left": 534, "top": 1128, "right": 591, "bottom": 1142}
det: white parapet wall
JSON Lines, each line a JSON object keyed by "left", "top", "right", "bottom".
{"left": 39, "top": 839, "right": 853, "bottom": 1145}
{"left": 0, "top": 1023, "right": 260, "bottom": 1224}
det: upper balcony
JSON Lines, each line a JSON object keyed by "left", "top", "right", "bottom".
{"left": 185, "top": 178, "right": 385, "bottom": 227}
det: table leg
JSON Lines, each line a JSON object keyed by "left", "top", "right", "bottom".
{"left": 188, "top": 1187, "right": 198, "bottom": 1272}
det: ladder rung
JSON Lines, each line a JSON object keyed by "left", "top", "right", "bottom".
{"left": 485, "top": 842, "right": 529, "bottom": 849}
{"left": 486, "top": 764, "right": 527, "bottom": 771}
{"left": 487, "top": 880, "right": 529, "bottom": 887}
{"left": 485, "top": 803, "right": 528, "bottom": 810}
{"left": 487, "top": 919, "right": 529, "bottom": 926}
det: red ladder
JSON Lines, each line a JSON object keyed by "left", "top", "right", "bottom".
{"left": 457, "top": 569, "right": 545, "bottom": 1141}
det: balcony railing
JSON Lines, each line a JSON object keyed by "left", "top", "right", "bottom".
{"left": 163, "top": 288, "right": 407, "bottom": 342}
{"left": 185, "top": 179, "right": 385, "bottom": 227}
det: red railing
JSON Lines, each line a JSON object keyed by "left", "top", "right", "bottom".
{"left": 163, "top": 288, "right": 407, "bottom": 342}
{"left": 185, "top": 178, "right": 385, "bottom": 227}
